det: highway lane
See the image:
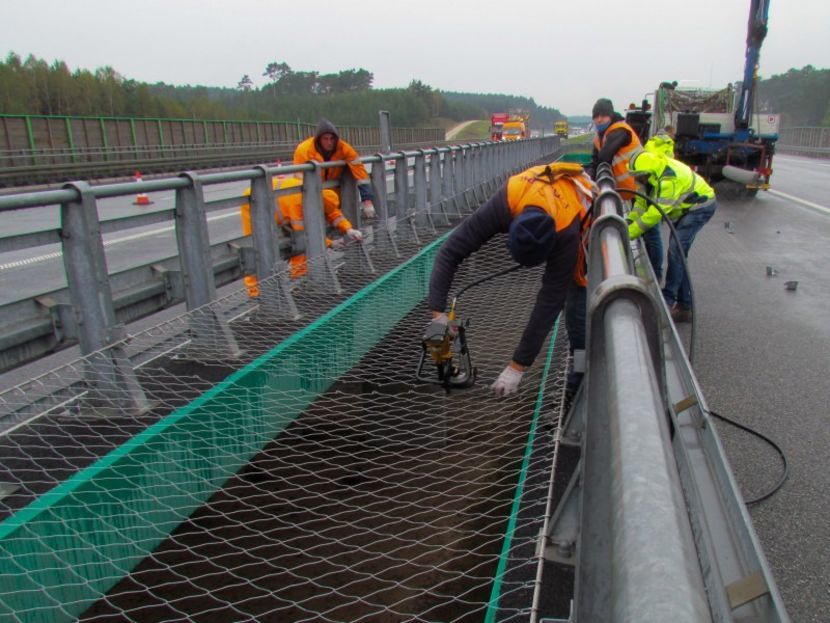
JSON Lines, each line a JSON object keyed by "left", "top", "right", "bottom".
{"left": 0, "top": 163, "right": 407, "bottom": 305}
{"left": 769, "top": 153, "right": 830, "bottom": 205}
{"left": 674, "top": 157, "right": 830, "bottom": 622}
{"left": 0, "top": 181, "right": 250, "bottom": 306}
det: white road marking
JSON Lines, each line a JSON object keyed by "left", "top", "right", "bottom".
{"left": 0, "top": 211, "right": 240, "bottom": 271}
{"left": 768, "top": 189, "right": 830, "bottom": 216}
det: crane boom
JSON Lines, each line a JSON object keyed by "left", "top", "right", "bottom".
{"left": 736, "top": 0, "right": 771, "bottom": 131}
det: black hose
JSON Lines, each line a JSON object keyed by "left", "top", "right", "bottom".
{"left": 709, "top": 409, "right": 789, "bottom": 505}
{"left": 620, "top": 189, "right": 698, "bottom": 365}
{"left": 620, "top": 187, "right": 787, "bottom": 504}
{"left": 454, "top": 264, "right": 523, "bottom": 301}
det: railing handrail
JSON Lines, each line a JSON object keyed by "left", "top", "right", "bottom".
{"left": 0, "top": 135, "right": 561, "bottom": 375}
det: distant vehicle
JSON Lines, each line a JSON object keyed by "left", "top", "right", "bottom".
{"left": 503, "top": 109, "right": 530, "bottom": 141}
{"left": 554, "top": 120, "right": 569, "bottom": 138}
{"left": 490, "top": 113, "right": 508, "bottom": 141}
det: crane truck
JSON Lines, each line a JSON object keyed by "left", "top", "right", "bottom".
{"left": 627, "top": 0, "right": 777, "bottom": 197}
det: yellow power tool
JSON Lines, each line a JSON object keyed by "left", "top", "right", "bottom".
{"left": 415, "top": 298, "right": 476, "bottom": 393}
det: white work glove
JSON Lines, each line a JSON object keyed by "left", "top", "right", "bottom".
{"left": 361, "top": 200, "right": 376, "bottom": 219}
{"left": 330, "top": 238, "right": 345, "bottom": 250}
{"left": 346, "top": 228, "right": 363, "bottom": 242}
{"left": 491, "top": 365, "right": 524, "bottom": 397}
{"left": 430, "top": 312, "right": 458, "bottom": 337}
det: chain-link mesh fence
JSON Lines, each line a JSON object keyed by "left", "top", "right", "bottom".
{"left": 0, "top": 196, "right": 570, "bottom": 622}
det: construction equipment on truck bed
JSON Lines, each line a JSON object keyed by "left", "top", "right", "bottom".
{"left": 627, "top": 0, "right": 777, "bottom": 196}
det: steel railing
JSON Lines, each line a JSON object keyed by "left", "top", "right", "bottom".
{"left": 0, "top": 136, "right": 560, "bottom": 379}
{"left": 776, "top": 126, "right": 830, "bottom": 157}
{"left": 532, "top": 162, "right": 790, "bottom": 622}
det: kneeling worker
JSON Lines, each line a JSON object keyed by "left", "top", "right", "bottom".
{"left": 428, "top": 162, "right": 596, "bottom": 397}
{"left": 627, "top": 151, "right": 717, "bottom": 322}
{"left": 240, "top": 174, "right": 363, "bottom": 294}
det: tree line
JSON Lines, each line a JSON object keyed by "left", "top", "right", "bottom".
{"left": 9, "top": 52, "right": 821, "bottom": 129}
{"left": 756, "top": 65, "right": 830, "bottom": 127}
{"left": 0, "top": 52, "right": 565, "bottom": 129}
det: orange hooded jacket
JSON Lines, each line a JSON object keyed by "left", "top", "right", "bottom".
{"left": 293, "top": 119, "right": 374, "bottom": 202}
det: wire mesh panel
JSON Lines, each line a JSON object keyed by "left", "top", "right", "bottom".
{"left": 0, "top": 194, "right": 568, "bottom": 622}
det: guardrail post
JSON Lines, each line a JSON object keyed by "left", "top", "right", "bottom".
{"left": 394, "top": 152, "right": 420, "bottom": 244}
{"left": 370, "top": 156, "right": 399, "bottom": 257}
{"left": 428, "top": 148, "right": 449, "bottom": 225}
{"left": 441, "top": 149, "right": 456, "bottom": 216}
{"left": 467, "top": 144, "right": 480, "bottom": 204}
{"left": 466, "top": 145, "right": 478, "bottom": 209}
{"left": 379, "top": 110, "right": 392, "bottom": 153}
{"left": 302, "top": 164, "right": 342, "bottom": 293}
{"left": 60, "top": 181, "right": 151, "bottom": 415}
{"left": 338, "top": 167, "right": 376, "bottom": 274}
{"left": 250, "top": 166, "right": 299, "bottom": 319}
{"left": 413, "top": 149, "right": 434, "bottom": 233}
{"left": 476, "top": 143, "right": 488, "bottom": 199}
{"left": 485, "top": 142, "right": 497, "bottom": 194}
{"left": 175, "top": 171, "right": 241, "bottom": 360}
{"left": 339, "top": 167, "right": 360, "bottom": 228}
{"left": 497, "top": 141, "right": 509, "bottom": 184}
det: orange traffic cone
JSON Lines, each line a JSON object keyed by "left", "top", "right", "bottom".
{"left": 133, "top": 171, "right": 153, "bottom": 206}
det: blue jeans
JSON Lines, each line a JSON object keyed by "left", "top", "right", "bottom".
{"left": 642, "top": 225, "right": 664, "bottom": 282}
{"left": 564, "top": 284, "right": 586, "bottom": 391}
{"left": 662, "top": 202, "right": 717, "bottom": 309}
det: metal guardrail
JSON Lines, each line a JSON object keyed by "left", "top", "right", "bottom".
{"left": 534, "top": 163, "right": 789, "bottom": 622}
{"left": 776, "top": 126, "right": 830, "bottom": 157}
{"left": 0, "top": 137, "right": 560, "bottom": 379}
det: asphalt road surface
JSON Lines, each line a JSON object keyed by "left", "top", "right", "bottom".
{"left": 679, "top": 154, "right": 830, "bottom": 622}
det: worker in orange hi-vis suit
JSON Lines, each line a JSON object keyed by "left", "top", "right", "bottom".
{"left": 240, "top": 174, "right": 362, "bottom": 295}
{"left": 293, "top": 118, "right": 377, "bottom": 220}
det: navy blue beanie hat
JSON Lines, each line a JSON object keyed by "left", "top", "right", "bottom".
{"left": 508, "top": 207, "right": 557, "bottom": 267}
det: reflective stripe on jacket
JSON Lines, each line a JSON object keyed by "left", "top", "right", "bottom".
{"left": 628, "top": 158, "right": 715, "bottom": 238}
{"left": 593, "top": 120, "right": 643, "bottom": 193}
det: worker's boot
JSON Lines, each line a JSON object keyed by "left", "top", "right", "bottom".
{"left": 670, "top": 304, "right": 693, "bottom": 323}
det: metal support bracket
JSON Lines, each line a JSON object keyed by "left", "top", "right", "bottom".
{"left": 61, "top": 181, "right": 152, "bottom": 415}
{"left": 544, "top": 459, "right": 582, "bottom": 567}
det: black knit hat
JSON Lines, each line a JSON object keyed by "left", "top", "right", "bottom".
{"left": 592, "top": 98, "right": 615, "bottom": 118}
{"left": 508, "top": 208, "right": 557, "bottom": 267}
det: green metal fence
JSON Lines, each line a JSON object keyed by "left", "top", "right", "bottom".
{"left": 0, "top": 114, "right": 446, "bottom": 185}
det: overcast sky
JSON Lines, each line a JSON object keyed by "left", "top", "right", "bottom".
{"left": 2, "top": 0, "right": 828, "bottom": 116}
